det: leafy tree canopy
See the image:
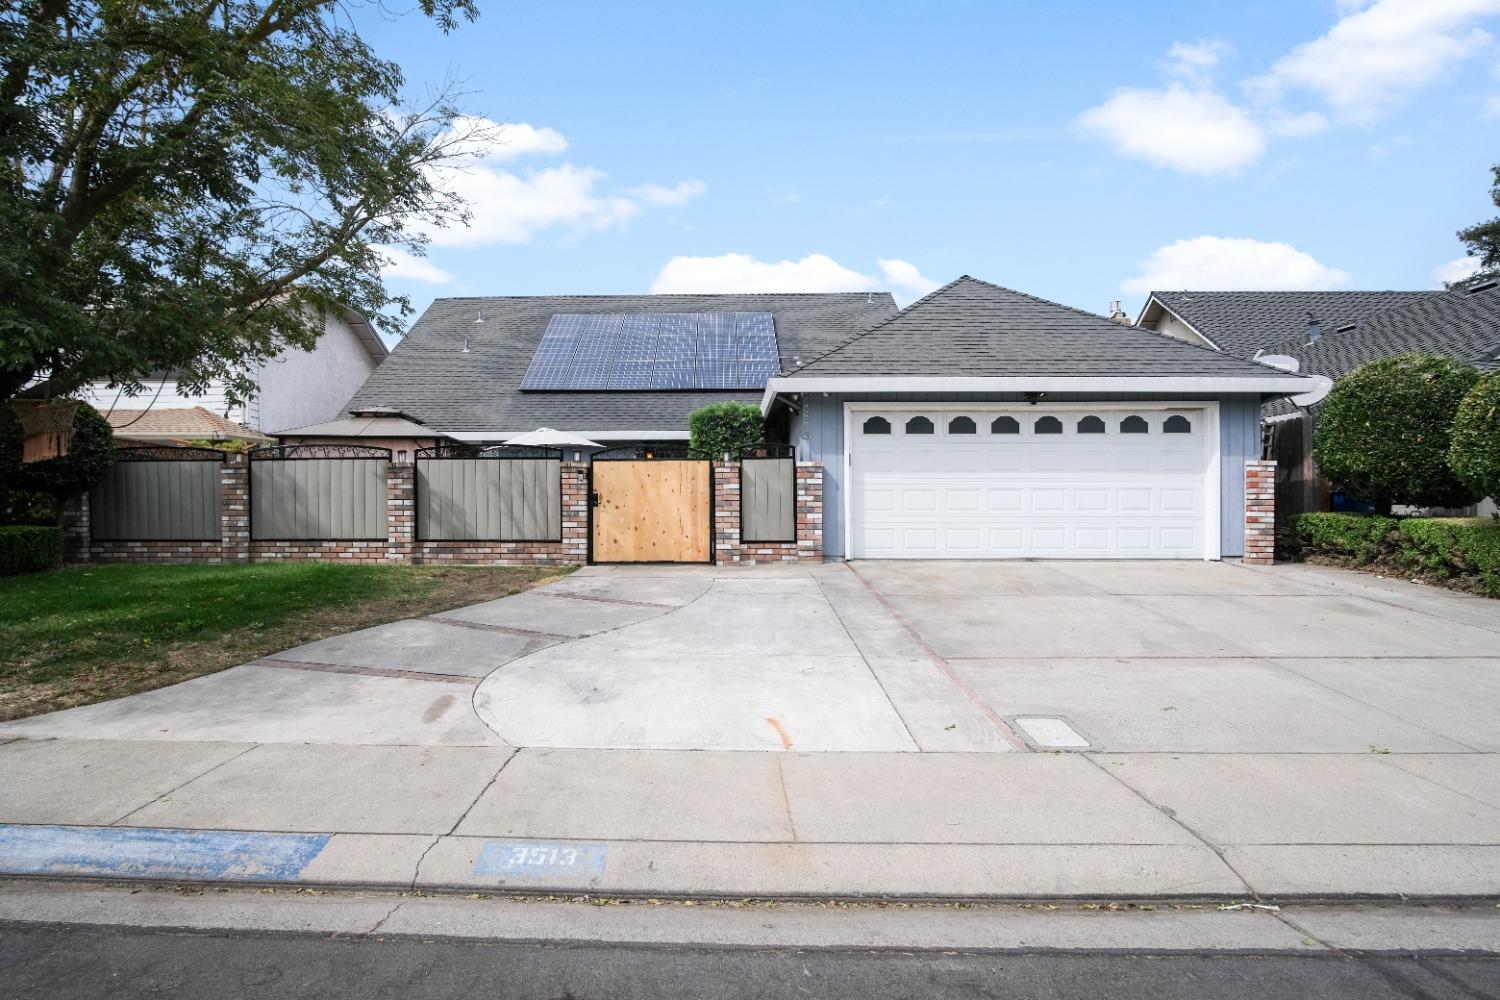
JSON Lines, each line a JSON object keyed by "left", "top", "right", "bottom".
{"left": 0, "top": 402, "right": 115, "bottom": 521}
{"left": 1449, "top": 372, "right": 1500, "bottom": 502}
{"left": 0, "top": 0, "right": 487, "bottom": 408}
{"left": 1454, "top": 163, "right": 1500, "bottom": 287}
{"left": 1312, "top": 353, "right": 1481, "bottom": 513}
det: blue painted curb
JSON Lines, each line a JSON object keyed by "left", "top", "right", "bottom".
{"left": 0, "top": 824, "right": 331, "bottom": 882}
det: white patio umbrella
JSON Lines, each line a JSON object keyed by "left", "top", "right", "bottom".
{"left": 502, "top": 427, "right": 603, "bottom": 448}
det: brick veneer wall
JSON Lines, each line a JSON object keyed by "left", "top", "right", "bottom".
{"left": 1245, "top": 459, "right": 1276, "bottom": 565}
{"left": 711, "top": 461, "right": 823, "bottom": 565}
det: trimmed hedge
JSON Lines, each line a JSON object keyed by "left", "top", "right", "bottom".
{"left": 1290, "top": 512, "right": 1500, "bottom": 597}
{"left": 688, "top": 401, "right": 766, "bottom": 458}
{"left": 0, "top": 525, "right": 63, "bottom": 577}
{"left": 1449, "top": 371, "right": 1500, "bottom": 502}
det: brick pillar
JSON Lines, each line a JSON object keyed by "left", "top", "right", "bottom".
{"left": 387, "top": 462, "right": 415, "bottom": 563}
{"left": 1245, "top": 459, "right": 1276, "bottom": 565}
{"left": 712, "top": 461, "right": 740, "bottom": 565}
{"left": 60, "top": 491, "right": 90, "bottom": 563}
{"left": 560, "top": 461, "right": 590, "bottom": 563}
{"left": 795, "top": 462, "right": 824, "bottom": 562}
{"left": 222, "top": 453, "right": 250, "bottom": 562}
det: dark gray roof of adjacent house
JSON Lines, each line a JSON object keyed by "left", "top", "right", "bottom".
{"left": 1147, "top": 290, "right": 1441, "bottom": 356}
{"left": 784, "top": 276, "right": 1309, "bottom": 381}
{"left": 345, "top": 292, "right": 898, "bottom": 432}
{"left": 1260, "top": 284, "right": 1500, "bottom": 417}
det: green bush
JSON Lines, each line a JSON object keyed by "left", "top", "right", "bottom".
{"left": 0, "top": 403, "right": 116, "bottom": 523}
{"left": 1291, "top": 512, "right": 1401, "bottom": 563}
{"left": 1394, "top": 518, "right": 1500, "bottom": 596}
{"left": 0, "top": 525, "right": 63, "bottom": 576}
{"left": 1289, "top": 513, "right": 1500, "bottom": 598}
{"left": 1449, "top": 372, "right": 1500, "bottom": 502}
{"left": 1312, "top": 353, "right": 1481, "bottom": 512}
{"left": 688, "top": 401, "right": 766, "bottom": 458}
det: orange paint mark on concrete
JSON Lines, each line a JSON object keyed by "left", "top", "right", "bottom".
{"left": 765, "top": 717, "right": 794, "bottom": 751}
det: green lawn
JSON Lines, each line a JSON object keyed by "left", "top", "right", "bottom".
{"left": 0, "top": 562, "right": 569, "bottom": 721}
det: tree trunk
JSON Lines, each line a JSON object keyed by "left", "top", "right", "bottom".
{"left": 1374, "top": 496, "right": 1394, "bottom": 516}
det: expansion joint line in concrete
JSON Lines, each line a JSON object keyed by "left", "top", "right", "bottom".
{"left": 1235, "top": 562, "right": 1500, "bottom": 638}
{"left": 257, "top": 659, "right": 478, "bottom": 686}
{"left": 536, "top": 591, "right": 676, "bottom": 610}
{"left": 107, "top": 743, "right": 263, "bottom": 827}
{"left": 843, "top": 564, "right": 1030, "bottom": 753}
{"left": 1078, "top": 754, "right": 1259, "bottom": 901}
{"left": 425, "top": 617, "right": 572, "bottom": 642}
{"left": 810, "top": 574, "right": 922, "bottom": 751}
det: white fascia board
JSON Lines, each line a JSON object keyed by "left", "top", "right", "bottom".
{"left": 444, "top": 430, "right": 690, "bottom": 443}
{"left": 1134, "top": 295, "right": 1222, "bottom": 352}
{"left": 761, "top": 374, "right": 1322, "bottom": 411}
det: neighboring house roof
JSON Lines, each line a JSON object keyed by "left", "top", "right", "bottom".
{"left": 779, "top": 276, "right": 1313, "bottom": 383}
{"left": 345, "top": 293, "right": 899, "bottom": 436}
{"left": 338, "top": 306, "right": 389, "bottom": 364}
{"left": 276, "top": 414, "right": 447, "bottom": 439}
{"left": 106, "top": 406, "right": 271, "bottom": 443}
{"left": 1140, "top": 290, "right": 1440, "bottom": 356}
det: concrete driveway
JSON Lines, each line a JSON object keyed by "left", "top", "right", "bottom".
{"left": 2, "top": 559, "right": 1498, "bottom": 899}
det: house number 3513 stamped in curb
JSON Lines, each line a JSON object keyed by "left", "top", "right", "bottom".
{"left": 473, "top": 841, "right": 609, "bottom": 879}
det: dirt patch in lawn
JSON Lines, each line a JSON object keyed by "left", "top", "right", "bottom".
{"left": 0, "top": 563, "right": 570, "bottom": 721}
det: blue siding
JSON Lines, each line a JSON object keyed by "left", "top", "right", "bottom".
{"left": 793, "top": 392, "right": 1263, "bottom": 559}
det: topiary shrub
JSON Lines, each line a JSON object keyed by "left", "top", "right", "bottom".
{"left": 1312, "top": 353, "right": 1481, "bottom": 513}
{"left": 0, "top": 403, "right": 116, "bottom": 523}
{"left": 1290, "top": 512, "right": 1401, "bottom": 563}
{"left": 1395, "top": 518, "right": 1500, "bottom": 597}
{"left": 1449, "top": 371, "right": 1500, "bottom": 502}
{"left": 688, "top": 401, "right": 766, "bottom": 459}
{"left": 0, "top": 525, "right": 63, "bottom": 575}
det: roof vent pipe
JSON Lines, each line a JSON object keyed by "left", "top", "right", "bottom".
{"left": 1306, "top": 312, "right": 1322, "bottom": 344}
{"left": 1108, "top": 300, "right": 1130, "bottom": 325}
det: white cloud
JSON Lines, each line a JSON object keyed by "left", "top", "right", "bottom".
{"left": 649, "top": 253, "right": 943, "bottom": 305}
{"left": 379, "top": 246, "right": 453, "bottom": 284}
{"left": 628, "top": 179, "right": 708, "bottom": 206}
{"left": 1121, "top": 236, "right": 1351, "bottom": 294}
{"left": 650, "top": 253, "right": 879, "bottom": 295}
{"left": 1434, "top": 255, "right": 1483, "bottom": 285}
{"left": 1166, "top": 39, "right": 1232, "bottom": 81}
{"left": 1076, "top": 83, "right": 1266, "bottom": 175}
{"left": 1248, "top": 0, "right": 1500, "bottom": 121}
{"left": 420, "top": 117, "right": 700, "bottom": 248}
{"left": 877, "top": 259, "right": 941, "bottom": 298}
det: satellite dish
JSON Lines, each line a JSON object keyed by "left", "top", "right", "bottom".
{"left": 1291, "top": 375, "right": 1333, "bottom": 408}
{"left": 1255, "top": 354, "right": 1301, "bottom": 373}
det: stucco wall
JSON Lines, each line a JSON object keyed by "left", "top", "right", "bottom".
{"left": 793, "top": 391, "right": 1264, "bottom": 559}
{"left": 253, "top": 312, "right": 381, "bottom": 433}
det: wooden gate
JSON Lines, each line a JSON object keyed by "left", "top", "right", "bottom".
{"left": 591, "top": 450, "right": 711, "bottom": 563}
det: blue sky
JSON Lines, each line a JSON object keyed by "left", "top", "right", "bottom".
{"left": 355, "top": 0, "right": 1500, "bottom": 339}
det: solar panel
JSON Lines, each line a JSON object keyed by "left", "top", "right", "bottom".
{"left": 519, "top": 312, "right": 780, "bottom": 390}
{"left": 735, "top": 312, "right": 780, "bottom": 389}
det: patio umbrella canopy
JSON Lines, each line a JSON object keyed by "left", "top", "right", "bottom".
{"left": 503, "top": 428, "right": 603, "bottom": 448}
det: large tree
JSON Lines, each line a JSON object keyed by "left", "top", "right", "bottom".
{"left": 1454, "top": 163, "right": 1500, "bottom": 287}
{"left": 0, "top": 0, "right": 489, "bottom": 408}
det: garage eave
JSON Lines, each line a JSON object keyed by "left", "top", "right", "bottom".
{"left": 760, "top": 375, "right": 1321, "bottom": 413}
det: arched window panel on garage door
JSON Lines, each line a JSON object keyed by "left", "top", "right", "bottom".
{"left": 1121, "top": 415, "right": 1149, "bottom": 434}
{"left": 905, "top": 416, "right": 935, "bottom": 434}
{"left": 1034, "top": 416, "right": 1063, "bottom": 434}
{"left": 948, "top": 416, "right": 977, "bottom": 434}
{"left": 991, "top": 415, "right": 1020, "bottom": 434}
{"left": 862, "top": 415, "right": 891, "bottom": 434}
{"left": 1077, "top": 415, "right": 1106, "bottom": 434}
{"left": 1164, "top": 414, "right": 1193, "bottom": 433}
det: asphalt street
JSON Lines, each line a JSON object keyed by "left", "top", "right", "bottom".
{"left": 3, "top": 923, "right": 1498, "bottom": 1000}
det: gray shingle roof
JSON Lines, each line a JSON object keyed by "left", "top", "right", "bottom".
{"left": 345, "top": 292, "right": 898, "bottom": 433}
{"left": 1259, "top": 284, "right": 1500, "bottom": 417}
{"left": 784, "top": 276, "right": 1310, "bottom": 381}
{"left": 1149, "top": 290, "right": 1440, "bottom": 356}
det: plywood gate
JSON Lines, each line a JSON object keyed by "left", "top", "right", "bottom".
{"left": 592, "top": 460, "right": 711, "bottom": 562}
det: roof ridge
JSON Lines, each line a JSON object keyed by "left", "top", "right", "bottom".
{"left": 428, "top": 291, "right": 899, "bottom": 302}
{"left": 783, "top": 275, "right": 977, "bottom": 372}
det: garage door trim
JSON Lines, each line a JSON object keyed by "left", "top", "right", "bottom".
{"left": 842, "top": 400, "right": 1221, "bottom": 561}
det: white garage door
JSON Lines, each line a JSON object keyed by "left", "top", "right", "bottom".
{"left": 848, "top": 406, "right": 1215, "bottom": 559}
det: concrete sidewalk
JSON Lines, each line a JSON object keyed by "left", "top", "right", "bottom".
{"left": 1, "top": 559, "right": 1497, "bottom": 901}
